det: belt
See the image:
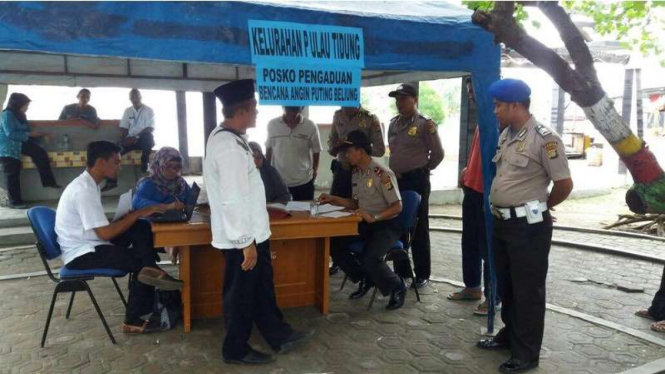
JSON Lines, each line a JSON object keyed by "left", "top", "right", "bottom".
{"left": 491, "top": 202, "right": 548, "bottom": 220}
{"left": 398, "top": 168, "right": 429, "bottom": 180}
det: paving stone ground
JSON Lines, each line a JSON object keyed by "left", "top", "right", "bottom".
{"left": 1, "top": 230, "right": 664, "bottom": 374}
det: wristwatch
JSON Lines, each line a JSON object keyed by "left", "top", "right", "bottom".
{"left": 373, "top": 214, "right": 381, "bottom": 221}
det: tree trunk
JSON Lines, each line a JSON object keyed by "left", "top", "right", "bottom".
{"left": 472, "top": 1, "right": 665, "bottom": 214}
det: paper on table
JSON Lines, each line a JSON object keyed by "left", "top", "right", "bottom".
{"left": 113, "top": 189, "right": 133, "bottom": 221}
{"left": 319, "top": 211, "right": 353, "bottom": 218}
{"left": 316, "top": 204, "right": 345, "bottom": 214}
{"left": 285, "top": 201, "right": 312, "bottom": 211}
{"left": 266, "top": 203, "right": 287, "bottom": 210}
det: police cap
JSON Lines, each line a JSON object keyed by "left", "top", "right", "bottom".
{"left": 388, "top": 83, "right": 418, "bottom": 98}
{"left": 341, "top": 130, "right": 372, "bottom": 155}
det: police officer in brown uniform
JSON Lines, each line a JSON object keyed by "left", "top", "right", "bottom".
{"left": 387, "top": 83, "right": 444, "bottom": 288}
{"left": 476, "top": 79, "right": 573, "bottom": 374}
{"left": 328, "top": 106, "right": 386, "bottom": 198}
{"left": 320, "top": 130, "right": 408, "bottom": 310}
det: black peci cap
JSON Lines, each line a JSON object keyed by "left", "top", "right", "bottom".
{"left": 213, "top": 79, "right": 255, "bottom": 107}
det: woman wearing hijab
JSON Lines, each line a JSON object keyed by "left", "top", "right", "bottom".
{"left": 132, "top": 147, "right": 191, "bottom": 263}
{"left": 249, "top": 142, "right": 291, "bottom": 203}
{"left": 0, "top": 93, "right": 60, "bottom": 209}
{"left": 133, "top": 146, "right": 191, "bottom": 209}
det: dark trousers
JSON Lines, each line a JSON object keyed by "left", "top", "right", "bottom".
{"left": 649, "top": 266, "right": 665, "bottom": 320}
{"left": 288, "top": 178, "right": 315, "bottom": 201}
{"left": 121, "top": 132, "right": 155, "bottom": 172}
{"left": 461, "top": 188, "right": 497, "bottom": 301}
{"left": 222, "top": 241, "right": 293, "bottom": 359}
{"left": 493, "top": 212, "right": 553, "bottom": 362}
{"left": 0, "top": 139, "right": 57, "bottom": 205}
{"left": 331, "top": 219, "right": 403, "bottom": 296}
{"left": 330, "top": 161, "right": 352, "bottom": 198}
{"left": 66, "top": 220, "right": 158, "bottom": 325}
{"left": 397, "top": 170, "right": 431, "bottom": 280}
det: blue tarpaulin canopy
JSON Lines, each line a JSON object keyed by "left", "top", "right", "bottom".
{"left": 0, "top": 0, "right": 501, "bottom": 327}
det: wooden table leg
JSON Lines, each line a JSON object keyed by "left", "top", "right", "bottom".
{"left": 320, "top": 237, "right": 330, "bottom": 315}
{"left": 179, "top": 245, "right": 192, "bottom": 333}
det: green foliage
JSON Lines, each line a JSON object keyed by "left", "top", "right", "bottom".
{"left": 465, "top": 1, "right": 665, "bottom": 64}
{"left": 463, "top": 1, "right": 529, "bottom": 23}
{"left": 418, "top": 83, "right": 445, "bottom": 124}
{"left": 561, "top": 1, "right": 664, "bottom": 61}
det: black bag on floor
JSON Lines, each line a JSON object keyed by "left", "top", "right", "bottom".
{"left": 148, "top": 290, "right": 182, "bottom": 331}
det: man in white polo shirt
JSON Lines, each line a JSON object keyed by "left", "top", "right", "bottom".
{"left": 56, "top": 141, "right": 183, "bottom": 334}
{"left": 265, "top": 106, "right": 321, "bottom": 201}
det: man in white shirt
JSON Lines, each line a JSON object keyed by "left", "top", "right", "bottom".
{"left": 103, "top": 89, "right": 156, "bottom": 191}
{"left": 56, "top": 141, "right": 183, "bottom": 334}
{"left": 122, "top": 88, "right": 156, "bottom": 165}
{"left": 265, "top": 106, "right": 321, "bottom": 201}
{"left": 204, "top": 80, "right": 311, "bottom": 366}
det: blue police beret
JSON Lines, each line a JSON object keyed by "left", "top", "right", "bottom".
{"left": 488, "top": 79, "right": 531, "bottom": 103}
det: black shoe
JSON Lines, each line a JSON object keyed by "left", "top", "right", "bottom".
{"left": 329, "top": 265, "right": 340, "bottom": 276}
{"left": 386, "top": 278, "right": 407, "bottom": 311}
{"left": 498, "top": 358, "right": 539, "bottom": 373}
{"left": 101, "top": 182, "right": 117, "bottom": 192}
{"left": 349, "top": 278, "right": 374, "bottom": 299}
{"left": 276, "top": 330, "right": 314, "bottom": 354}
{"left": 8, "top": 202, "right": 28, "bottom": 209}
{"left": 224, "top": 348, "right": 275, "bottom": 365}
{"left": 412, "top": 278, "right": 429, "bottom": 289}
{"left": 477, "top": 338, "right": 509, "bottom": 350}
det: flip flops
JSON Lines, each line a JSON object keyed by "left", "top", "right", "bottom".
{"left": 635, "top": 309, "right": 657, "bottom": 321}
{"left": 473, "top": 302, "right": 502, "bottom": 316}
{"left": 652, "top": 321, "right": 665, "bottom": 333}
{"left": 447, "top": 289, "right": 482, "bottom": 301}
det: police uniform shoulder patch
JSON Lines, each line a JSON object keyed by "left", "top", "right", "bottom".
{"left": 427, "top": 120, "right": 437, "bottom": 134}
{"left": 535, "top": 124, "right": 552, "bottom": 138}
{"left": 544, "top": 141, "right": 558, "bottom": 159}
{"left": 370, "top": 114, "right": 381, "bottom": 128}
{"left": 381, "top": 175, "right": 394, "bottom": 190}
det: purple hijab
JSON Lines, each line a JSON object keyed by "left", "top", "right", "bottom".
{"left": 141, "top": 147, "right": 187, "bottom": 196}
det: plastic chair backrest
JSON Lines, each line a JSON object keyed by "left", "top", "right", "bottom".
{"left": 398, "top": 190, "right": 421, "bottom": 235}
{"left": 26, "top": 206, "right": 62, "bottom": 260}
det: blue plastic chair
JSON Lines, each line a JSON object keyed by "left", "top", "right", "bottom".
{"left": 339, "top": 191, "right": 422, "bottom": 310}
{"left": 26, "top": 207, "right": 128, "bottom": 347}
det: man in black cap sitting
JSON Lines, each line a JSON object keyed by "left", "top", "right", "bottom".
{"left": 203, "top": 79, "right": 311, "bottom": 365}
{"left": 319, "top": 130, "right": 408, "bottom": 310}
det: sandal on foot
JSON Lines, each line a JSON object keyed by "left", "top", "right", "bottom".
{"left": 635, "top": 309, "right": 656, "bottom": 321}
{"left": 448, "top": 289, "right": 482, "bottom": 301}
{"left": 122, "top": 319, "right": 162, "bottom": 334}
{"left": 651, "top": 320, "right": 665, "bottom": 333}
{"left": 473, "top": 302, "right": 501, "bottom": 316}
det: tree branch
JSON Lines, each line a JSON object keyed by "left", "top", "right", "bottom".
{"left": 538, "top": 2, "right": 601, "bottom": 88}
{"left": 471, "top": 1, "right": 604, "bottom": 107}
